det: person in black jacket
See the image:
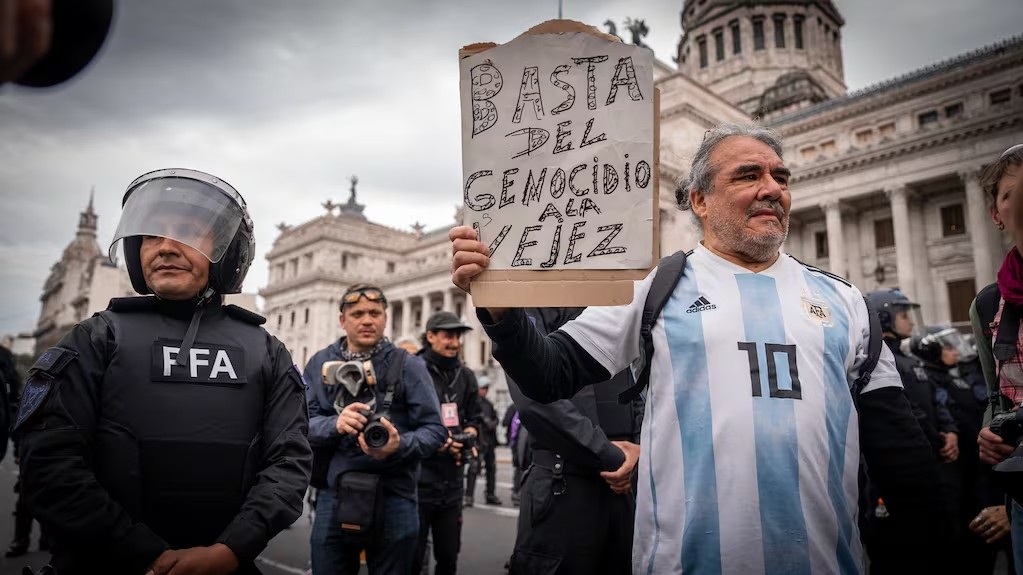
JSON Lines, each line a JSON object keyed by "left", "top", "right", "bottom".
{"left": 466, "top": 375, "right": 502, "bottom": 506}
{"left": 866, "top": 289, "right": 958, "bottom": 573}
{"left": 913, "top": 328, "right": 1014, "bottom": 573}
{"left": 505, "top": 307, "right": 641, "bottom": 575}
{"left": 13, "top": 169, "right": 312, "bottom": 575}
{"left": 867, "top": 291, "right": 960, "bottom": 459}
{"left": 412, "top": 311, "right": 483, "bottom": 575}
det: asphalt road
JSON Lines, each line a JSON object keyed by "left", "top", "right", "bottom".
{"left": 0, "top": 448, "right": 519, "bottom": 575}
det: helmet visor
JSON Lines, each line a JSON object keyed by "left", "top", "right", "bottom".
{"left": 109, "top": 176, "right": 243, "bottom": 264}
{"left": 934, "top": 328, "right": 977, "bottom": 362}
{"left": 890, "top": 303, "right": 925, "bottom": 339}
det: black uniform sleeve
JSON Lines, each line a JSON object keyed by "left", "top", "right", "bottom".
{"left": 507, "top": 377, "right": 625, "bottom": 471}
{"left": 17, "top": 319, "right": 169, "bottom": 571}
{"left": 933, "top": 388, "right": 959, "bottom": 435}
{"left": 481, "top": 308, "right": 612, "bottom": 403}
{"left": 857, "top": 386, "right": 948, "bottom": 550}
{"left": 462, "top": 368, "right": 484, "bottom": 432}
{"left": 217, "top": 337, "right": 312, "bottom": 562}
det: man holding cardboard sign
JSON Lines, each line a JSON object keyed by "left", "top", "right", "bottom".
{"left": 450, "top": 123, "right": 947, "bottom": 574}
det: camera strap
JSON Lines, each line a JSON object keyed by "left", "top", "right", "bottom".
{"left": 379, "top": 349, "right": 407, "bottom": 413}
{"left": 993, "top": 299, "right": 1021, "bottom": 411}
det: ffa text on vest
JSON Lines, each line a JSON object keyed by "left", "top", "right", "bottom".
{"left": 152, "top": 340, "right": 246, "bottom": 385}
{"left": 459, "top": 31, "right": 654, "bottom": 270}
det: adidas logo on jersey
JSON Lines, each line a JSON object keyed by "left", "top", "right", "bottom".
{"left": 686, "top": 296, "right": 717, "bottom": 313}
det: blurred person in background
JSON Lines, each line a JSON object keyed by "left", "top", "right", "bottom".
{"left": 466, "top": 375, "right": 502, "bottom": 507}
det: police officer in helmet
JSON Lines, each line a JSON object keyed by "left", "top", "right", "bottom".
{"left": 864, "top": 289, "right": 956, "bottom": 574}
{"left": 14, "top": 169, "right": 312, "bottom": 575}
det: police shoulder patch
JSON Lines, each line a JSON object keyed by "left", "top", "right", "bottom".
{"left": 13, "top": 346, "right": 78, "bottom": 432}
{"left": 13, "top": 375, "right": 53, "bottom": 432}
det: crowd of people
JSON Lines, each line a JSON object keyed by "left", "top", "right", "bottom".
{"left": 0, "top": 131, "right": 1020, "bottom": 575}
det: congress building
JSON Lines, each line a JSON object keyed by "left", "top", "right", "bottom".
{"left": 260, "top": 0, "right": 1023, "bottom": 405}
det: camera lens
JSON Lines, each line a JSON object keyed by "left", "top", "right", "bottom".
{"left": 364, "top": 420, "right": 389, "bottom": 449}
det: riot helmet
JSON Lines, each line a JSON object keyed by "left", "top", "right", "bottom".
{"left": 110, "top": 169, "right": 255, "bottom": 296}
{"left": 864, "top": 289, "right": 922, "bottom": 340}
{"left": 918, "top": 326, "right": 976, "bottom": 365}
{"left": 910, "top": 329, "right": 945, "bottom": 366}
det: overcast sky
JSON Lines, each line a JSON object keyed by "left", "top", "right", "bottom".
{"left": 1, "top": 0, "right": 1021, "bottom": 337}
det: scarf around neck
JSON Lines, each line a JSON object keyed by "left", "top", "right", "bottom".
{"left": 998, "top": 247, "right": 1023, "bottom": 306}
{"left": 422, "top": 347, "right": 461, "bottom": 371}
{"left": 339, "top": 336, "right": 390, "bottom": 362}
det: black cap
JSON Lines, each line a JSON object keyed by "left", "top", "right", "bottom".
{"left": 426, "top": 311, "right": 472, "bottom": 332}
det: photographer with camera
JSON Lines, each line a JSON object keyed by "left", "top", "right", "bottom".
{"left": 305, "top": 285, "right": 446, "bottom": 575}
{"left": 411, "top": 311, "right": 483, "bottom": 575}
{"left": 972, "top": 144, "right": 1023, "bottom": 571}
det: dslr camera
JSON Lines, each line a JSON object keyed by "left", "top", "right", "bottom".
{"left": 990, "top": 410, "right": 1023, "bottom": 503}
{"left": 359, "top": 408, "right": 392, "bottom": 450}
{"left": 990, "top": 410, "right": 1023, "bottom": 447}
{"left": 449, "top": 430, "right": 476, "bottom": 452}
{"left": 323, "top": 359, "right": 391, "bottom": 449}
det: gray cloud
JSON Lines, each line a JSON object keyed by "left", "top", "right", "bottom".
{"left": 1, "top": 0, "right": 1020, "bottom": 336}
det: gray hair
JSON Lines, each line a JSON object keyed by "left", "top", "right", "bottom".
{"left": 394, "top": 336, "right": 420, "bottom": 352}
{"left": 674, "top": 124, "right": 785, "bottom": 221}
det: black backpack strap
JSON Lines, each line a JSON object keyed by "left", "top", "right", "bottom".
{"left": 851, "top": 295, "right": 883, "bottom": 410}
{"left": 380, "top": 348, "right": 407, "bottom": 412}
{"left": 618, "top": 250, "right": 689, "bottom": 404}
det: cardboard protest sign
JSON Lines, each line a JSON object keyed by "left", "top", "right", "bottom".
{"left": 459, "top": 20, "right": 658, "bottom": 307}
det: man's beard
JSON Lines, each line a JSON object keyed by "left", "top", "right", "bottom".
{"left": 707, "top": 201, "right": 789, "bottom": 263}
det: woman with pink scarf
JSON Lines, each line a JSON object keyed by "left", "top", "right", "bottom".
{"left": 973, "top": 143, "right": 1023, "bottom": 571}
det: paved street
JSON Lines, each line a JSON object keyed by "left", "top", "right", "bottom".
{"left": 0, "top": 448, "right": 519, "bottom": 575}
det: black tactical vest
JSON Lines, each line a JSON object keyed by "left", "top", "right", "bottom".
{"left": 93, "top": 298, "right": 268, "bottom": 549}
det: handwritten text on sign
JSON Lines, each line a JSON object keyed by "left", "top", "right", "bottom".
{"left": 460, "top": 33, "right": 654, "bottom": 270}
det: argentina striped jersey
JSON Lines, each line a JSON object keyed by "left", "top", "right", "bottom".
{"left": 559, "top": 244, "right": 904, "bottom": 575}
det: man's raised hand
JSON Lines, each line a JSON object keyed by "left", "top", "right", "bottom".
{"left": 449, "top": 226, "right": 490, "bottom": 294}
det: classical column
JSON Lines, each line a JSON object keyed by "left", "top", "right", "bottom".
{"left": 822, "top": 200, "right": 846, "bottom": 276}
{"left": 443, "top": 289, "right": 453, "bottom": 313}
{"left": 909, "top": 198, "right": 935, "bottom": 321}
{"left": 843, "top": 209, "right": 863, "bottom": 287}
{"left": 415, "top": 296, "right": 426, "bottom": 330}
{"left": 962, "top": 169, "right": 997, "bottom": 286}
{"left": 886, "top": 186, "right": 917, "bottom": 298}
{"left": 400, "top": 297, "right": 412, "bottom": 338}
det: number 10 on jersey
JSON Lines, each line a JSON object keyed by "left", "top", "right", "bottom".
{"left": 737, "top": 342, "right": 802, "bottom": 400}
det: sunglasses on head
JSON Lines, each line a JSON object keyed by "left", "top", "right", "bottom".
{"left": 341, "top": 287, "right": 387, "bottom": 307}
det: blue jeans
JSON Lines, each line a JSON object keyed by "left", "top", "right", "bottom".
{"left": 311, "top": 485, "right": 420, "bottom": 575}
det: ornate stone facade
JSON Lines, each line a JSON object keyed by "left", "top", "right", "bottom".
{"left": 33, "top": 194, "right": 136, "bottom": 356}
{"left": 261, "top": 3, "right": 1023, "bottom": 410}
